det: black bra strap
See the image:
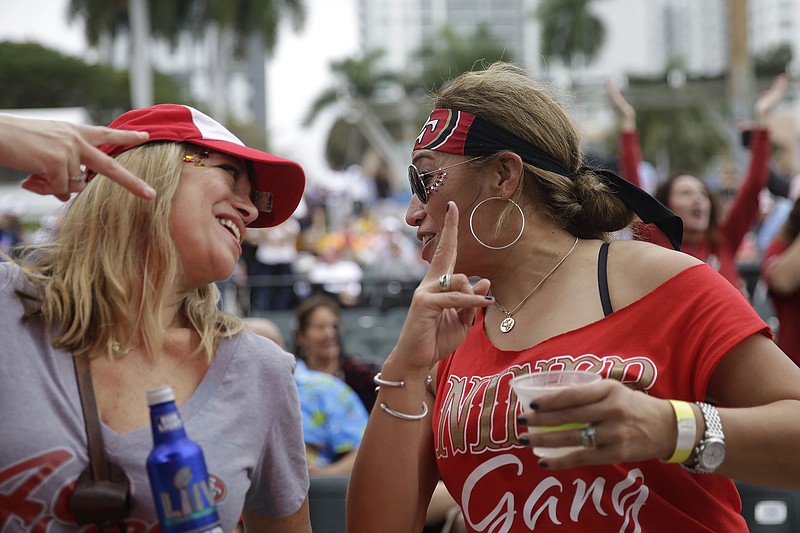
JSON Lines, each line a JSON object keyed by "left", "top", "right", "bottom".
{"left": 598, "top": 242, "right": 613, "bottom": 316}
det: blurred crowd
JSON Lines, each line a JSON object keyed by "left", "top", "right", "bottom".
{"left": 2, "top": 144, "right": 798, "bottom": 321}
{"left": 1, "top": 163, "right": 430, "bottom": 315}
{"left": 233, "top": 165, "right": 429, "bottom": 314}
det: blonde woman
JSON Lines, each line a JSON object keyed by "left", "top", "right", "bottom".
{"left": 0, "top": 105, "right": 311, "bottom": 532}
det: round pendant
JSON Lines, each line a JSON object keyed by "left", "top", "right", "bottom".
{"left": 500, "top": 316, "right": 515, "bottom": 333}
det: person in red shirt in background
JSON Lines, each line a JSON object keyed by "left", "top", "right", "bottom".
{"left": 606, "top": 74, "right": 788, "bottom": 293}
{"left": 762, "top": 197, "right": 800, "bottom": 365}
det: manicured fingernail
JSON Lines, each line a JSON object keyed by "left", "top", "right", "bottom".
{"left": 144, "top": 186, "right": 157, "bottom": 198}
{"left": 516, "top": 416, "right": 527, "bottom": 425}
{"left": 539, "top": 461, "right": 549, "bottom": 469}
{"left": 519, "top": 436, "right": 530, "bottom": 445}
{"left": 529, "top": 402, "right": 539, "bottom": 410}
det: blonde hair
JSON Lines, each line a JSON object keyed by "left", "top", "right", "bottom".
{"left": 15, "top": 142, "right": 243, "bottom": 360}
{"left": 433, "top": 62, "right": 634, "bottom": 239}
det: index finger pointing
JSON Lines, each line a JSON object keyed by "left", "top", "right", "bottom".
{"left": 428, "top": 201, "right": 460, "bottom": 276}
{"left": 76, "top": 124, "right": 150, "bottom": 149}
{"left": 80, "top": 143, "right": 156, "bottom": 200}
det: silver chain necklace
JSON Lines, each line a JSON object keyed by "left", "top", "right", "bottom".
{"left": 494, "top": 236, "right": 579, "bottom": 333}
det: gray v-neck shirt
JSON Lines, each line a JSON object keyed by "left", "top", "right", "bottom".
{"left": 0, "top": 263, "right": 308, "bottom": 532}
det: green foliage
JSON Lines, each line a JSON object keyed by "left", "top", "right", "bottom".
{"left": 603, "top": 82, "right": 729, "bottom": 176}
{"left": 67, "top": 0, "right": 129, "bottom": 46}
{"left": 68, "top": 0, "right": 305, "bottom": 59}
{"left": 324, "top": 118, "right": 367, "bottom": 169}
{"left": 411, "top": 24, "right": 514, "bottom": 93}
{"left": 226, "top": 117, "right": 269, "bottom": 152}
{"left": 308, "top": 24, "right": 513, "bottom": 170}
{"left": 754, "top": 43, "right": 792, "bottom": 77}
{"left": 534, "top": 0, "right": 606, "bottom": 69}
{"left": 303, "top": 50, "right": 399, "bottom": 126}
{"left": 0, "top": 41, "right": 189, "bottom": 124}
{"left": 636, "top": 106, "right": 728, "bottom": 176}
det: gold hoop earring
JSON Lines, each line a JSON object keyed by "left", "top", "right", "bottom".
{"left": 468, "top": 196, "right": 525, "bottom": 250}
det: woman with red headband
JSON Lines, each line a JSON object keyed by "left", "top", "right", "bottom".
{"left": 0, "top": 107, "right": 311, "bottom": 532}
{"left": 347, "top": 62, "right": 800, "bottom": 532}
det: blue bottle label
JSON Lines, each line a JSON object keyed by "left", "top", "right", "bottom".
{"left": 155, "top": 411, "right": 184, "bottom": 433}
{"left": 147, "top": 396, "right": 221, "bottom": 533}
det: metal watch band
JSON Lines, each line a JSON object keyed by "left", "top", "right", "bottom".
{"left": 697, "top": 402, "right": 724, "bottom": 440}
{"left": 682, "top": 402, "right": 726, "bottom": 474}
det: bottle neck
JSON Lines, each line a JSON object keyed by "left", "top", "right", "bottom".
{"left": 149, "top": 401, "right": 188, "bottom": 444}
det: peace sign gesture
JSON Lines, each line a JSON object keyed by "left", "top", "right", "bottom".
{"left": 0, "top": 114, "right": 154, "bottom": 201}
{"left": 389, "top": 202, "right": 493, "bottom": 373}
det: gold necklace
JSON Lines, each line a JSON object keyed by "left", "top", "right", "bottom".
{"left": 110, "top": 339, "right": 133, "bottom": 356}
{"left": 494, "top": 236, "right": 579, "bottom": 333}
{"left": 110, "top": 328, "right": 167, "bottom": 356}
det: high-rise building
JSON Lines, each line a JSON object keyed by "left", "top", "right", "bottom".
{"left": 359, "top": 0, "right": 797, "bottom": 84}
{"left": 359, "top": 0, "right": 527, "bottom": 77}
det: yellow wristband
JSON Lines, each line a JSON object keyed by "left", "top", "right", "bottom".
{"left": 665, "top": 400, "right": 696, "bottom": 464}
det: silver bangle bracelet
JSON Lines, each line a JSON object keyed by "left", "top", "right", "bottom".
{"left": 379, "top": 402, "right": 429, "bottom": 421}
{"left": 373, "top": 372, "right": 433, "bottom": 390}
{"left": 373, "top": 372, "right": 405, "bottom": 388}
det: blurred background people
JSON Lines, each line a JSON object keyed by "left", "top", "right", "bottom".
{"left": 306, "top": 243, "right": 364, "bottom": 307}
{"left": 0, "top": 196, "right": 24, "bottom": 259}
{"left": 293, "top": 294, "right": 378, "bottom": 411}
{"left": 245, "top": 216, "right": 301, "bottom": 312}
{"left": 244, "top": 317, "right": 369, "bottom": 476}
{"left": 761, "top": 197, "right": 800, "bottom": 366}
{"left": 607, "top": 74, "right": 788, "bottom": 295}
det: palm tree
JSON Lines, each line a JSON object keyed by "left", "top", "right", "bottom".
{"left": 303, "top": 50, "right": 399, "bottom": 126}
{"left": 70, "top": 0, "right": 304, "bottom": 62}
{"left": 534, "top": 0, "right": 606, "bottom": 86}
{"left": 411, "top": 24, "right": 514, "bottom": 94}
{"left": 303, "top": 50, "right": 410, "bottom": 178}
{"left": 305, "top": 24, "right": 514, "bottom": 182}
{"left": 68, "top": 0, "right": 305, "bottom": 122}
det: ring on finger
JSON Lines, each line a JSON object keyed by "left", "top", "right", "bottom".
{"left": 70, "top": 174, "right": 87, "bottom": 183}
{"left": 580, "top": 424, "right": 597, "bottom": 448}
{"left": 438, "top": 274, "right": 452, "bottom": 292}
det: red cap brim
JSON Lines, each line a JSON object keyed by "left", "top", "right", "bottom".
{"left": 90, "top": 104, "right": 305, "bottom": 227}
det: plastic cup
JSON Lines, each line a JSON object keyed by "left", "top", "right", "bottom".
{"left": 509, "top": 370, "right": 602, "bottom": 458}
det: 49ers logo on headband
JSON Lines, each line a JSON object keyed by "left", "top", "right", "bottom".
{"left": 414, "top": 109, "right": 475, "bottom": 155}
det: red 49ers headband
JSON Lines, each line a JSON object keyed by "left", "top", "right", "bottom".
{"left": 414, "top": 109, "right": 683, "bottom": 251}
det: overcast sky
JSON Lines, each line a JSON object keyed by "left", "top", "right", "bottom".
{"left": 0, "top": 0, "right": 360, "bottom": 182}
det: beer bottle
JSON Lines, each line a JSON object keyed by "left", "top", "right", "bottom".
{"left": 146, "top": 386, "right": 222, "bottom": 533}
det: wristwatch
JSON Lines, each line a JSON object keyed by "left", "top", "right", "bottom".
{"left": 683, "top": 402, "right": 726, "bottom": 474}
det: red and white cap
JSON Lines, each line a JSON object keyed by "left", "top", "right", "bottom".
{"left": 90, "top": 104, "right": 305, "bottom": 228}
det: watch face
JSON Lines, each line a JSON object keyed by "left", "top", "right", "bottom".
{"left": 700, "top": 439, "right": 726, "bottom": 470}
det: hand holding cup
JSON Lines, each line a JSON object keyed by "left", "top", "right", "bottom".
{"left": 511, "top": 370, "right": 602, "bottom": 458}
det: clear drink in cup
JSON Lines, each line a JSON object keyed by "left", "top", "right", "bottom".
{"left": 509, "top": 370, "right": 602, "bottom": 458}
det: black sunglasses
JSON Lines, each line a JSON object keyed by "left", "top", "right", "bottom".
{"left": 407, "top": 156, "right": 484, "bottom": 204}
